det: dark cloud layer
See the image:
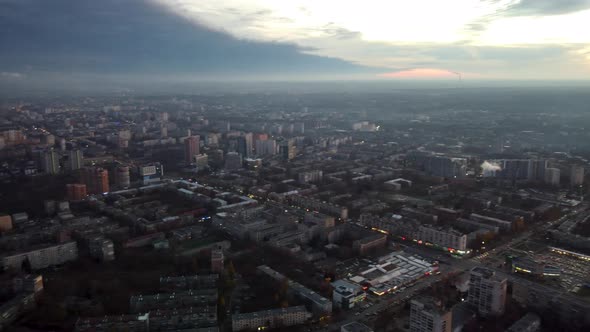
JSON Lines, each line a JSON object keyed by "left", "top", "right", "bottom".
{"left": 505, "top": 0, "right": 590, "bottom": 16}
{"left": 0, "top": 0, "right": 372, "bottom": 79}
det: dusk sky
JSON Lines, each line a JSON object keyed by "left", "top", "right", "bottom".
{"left": 1, "top": 0, "right": 590, "bottom": 85}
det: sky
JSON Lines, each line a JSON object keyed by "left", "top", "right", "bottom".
{"left": 1, "top": 0, "right": 590, "bottom": 88}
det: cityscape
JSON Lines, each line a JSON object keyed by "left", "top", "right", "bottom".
{"left": 1, "top": 1, "right": 590, "bottom": 332}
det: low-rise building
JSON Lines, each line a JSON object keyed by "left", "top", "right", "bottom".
{"left": 1, "top": 241, "right": 78, "bottom": 270}
{"left": 511, "top": 257, "right": 560, "bottom": 278}
{"left": 416, "top": 225, "right": 468, "bottom": 252}
{"left": 353, "top": 233, "right": 387, "bottom": 255}
{"left": 257, "top": 265, "right": 332, "bottom": 315}
{"left": 129, "top": 290, "right": 218, "bottom": 313}
{"left": 331, "top": 280, "right": 366, "bottom": 309}
{"left": 341, "top": 321, "right": 374, "bottom": 332}
{"left": 506, "top": 312, "right": 541, "bottom": 332}
{"left": 160, "top": 274, "right": 218, "bottom": 291}
{"left": 232, "top": 306, "right": 311, "bottom": 331}
{"left": 88, "top": 237, "right": 115, "bottom": 261}
{"left": 75, "top": 314, "right": 150, "bottom": 332}
{"left": 298, "top": 170, "right": 323, "bottom": 184}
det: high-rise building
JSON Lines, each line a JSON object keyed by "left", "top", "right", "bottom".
{"left": 570, "top": 165, "right": 584, "bottom": 186}
{"left": 531, "top": 159, "right": 547, "bottom": 181}
{"left": 211, "top": 249, "right": 224, "bottom": 273}
{"left": 294, "top": 122, "right": 305, "bottom": 135}
{"left": 68, "top": 149, "right": 84, "bottom": 171}
{"left": 59, "top": 137, "right": 66, "bottom": 151}
{"left": 237, "top": 133, "right": 253, "bottom": 158}
{"left": 225, "top": 152, "right": 242, "bottom": 170}
{"left": 115, "top": 166, "right": 131, "bottom": 188}
{"left": 195, "top": 154, "right": 209, "bottom": 169}
{"left": 80, "top": 167, "right": 110, "bottom": 195}
{"left": 499, "top": 159, "right": 533, "bottom": 181}
{"left": 407, "top": 151, "right": 466, "bottom": 179}
{"left": 66, "top": 183, "right": 87, "bottom": 201}
{"left": 184, "top": 136, "right": 200, "bottom": 163}
{"left": 544, "top": 167, "right": 560, "bottom": 186}
{"left": 467, "top": 267, "right": 507, "bottom": 316}
{"left": 280, "top": 139, "right": 296, "bottom": 160}
{"left": 409, "top": 297, "right": 452, "bottom": 332}
{"left": 41, "top": 150, "right": 60, "bottom": 174}
{"left": 253, "top": 133, "right": 268, "bottom": 142}
{"left": 255, "top": 139, "right": 277, "bottom": 156}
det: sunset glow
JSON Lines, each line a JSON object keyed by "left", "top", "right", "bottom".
{"left": 378, "top": 69, "right": 459, "bottom": 79}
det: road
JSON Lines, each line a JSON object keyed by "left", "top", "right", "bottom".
{"left": 331, "top": 206, "right": 584, "bottom": 330}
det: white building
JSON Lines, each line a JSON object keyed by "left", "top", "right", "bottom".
{"left": 41, "top": 150, "right": 60, "bottom": 174}
{"left": 298, "top": 170, "right": 323, "bottom": 184}
{"left": 410, "top": 297, "right": 452, "bottom": 332}
{"left": 416, "top": 225, "right": 467, "bottom": 251}
{"left": 331, "top": 280, "right": 366, "bottom": 309}
{"left": 570, "top": 165, "right": 584, "bottom": 186}
{"left": 2, "top": 242, "right": 78, "bottom": 270}
{"left": 68, "top": 149, "right": 84, "bottom": 171}
{"left": 232, "top": 306, "right": 311, "bottom": 331}
{"left": 194, "top": 153, "right": 209, "bottom": 169}
{"left": 349, "top": 252, "right": 438, "bottom": 296}
{"left": 544, "top": 167, "right": 560, "bottom": 186}
{"left": 467, "top": 267, "right": 507, "bottom": 316}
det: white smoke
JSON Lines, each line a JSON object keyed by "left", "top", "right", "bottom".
{"left": 481, "top": 161, "right": 502, "bottom": 177}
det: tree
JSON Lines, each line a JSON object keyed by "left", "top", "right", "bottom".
{"left": 227, "top": 260, "right": 236, "bottom": 279}
{"left": 21, "top": 257, "right": 32, "bottom": 273}
{"left": 191, "top": 255, "right": 199, "bottom": 273}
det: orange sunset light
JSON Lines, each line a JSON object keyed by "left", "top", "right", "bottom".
{"left": 379, "top": 68, "right": 459, "bottom": 79}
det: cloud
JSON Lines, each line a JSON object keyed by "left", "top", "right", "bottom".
{"left": 503, "top": 0, "right": 590, "bottom": 16}
{"left": 1, "top": 0, "right": 590, "bottom": 83}
{"left": 0, "top": 72, "right": 24, "bottom": 79}
{"left": 0, "top": 0, "right": 375, "bottom": 80}
{"left": 151, "top": 0, "right": 590, "bottom": 79}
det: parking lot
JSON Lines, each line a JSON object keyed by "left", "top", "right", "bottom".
{"left": 501, "top": 240, "right": 590, "bottom": 293}
{"left": 537, "top": 249, "right": 590, "bottom": 292}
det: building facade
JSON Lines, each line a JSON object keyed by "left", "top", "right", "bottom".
{"left": 66, "top": 183, "right": 88, "bottom": 201}
{"left": 410, "top": 297, "right": 452, "bottom": 332}
{"left": 185, "top": 135, "right": 200, "bottom": 163}
{"left": 2, "top": 241, "right": 78, "bottom": 270}
{"left": 467, "top": 267, "right": 507, "bottom": 316}
{"left": 232, "top": 306, "right": 311, "bottom": 331}
{"left": 416, "top": 226, "right": 467, "bottom": 251}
